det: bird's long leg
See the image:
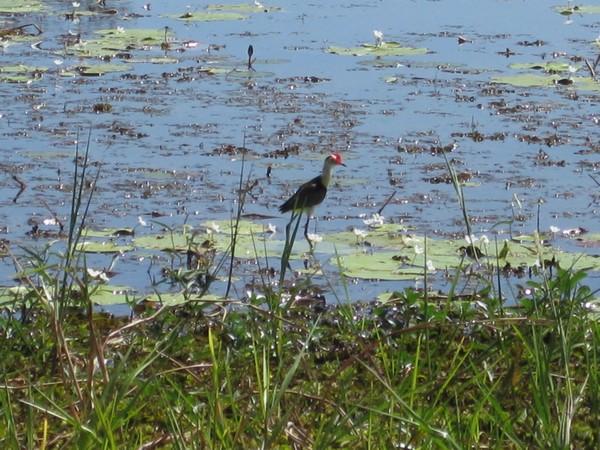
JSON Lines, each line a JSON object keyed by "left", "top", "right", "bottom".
{"left": 304, "top": 216, "right": 313, "bottom": 251}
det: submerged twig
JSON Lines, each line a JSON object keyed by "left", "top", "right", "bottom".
{"left": 584, "top": 53, "right": 600, "bottom": 79}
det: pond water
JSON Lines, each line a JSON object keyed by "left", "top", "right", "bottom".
{"left": 1, "top": 0, "right": 599, "bottom": 309}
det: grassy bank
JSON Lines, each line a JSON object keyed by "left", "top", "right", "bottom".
{"left": 1, "top": 145, "right": 599, "bottom": 449}
{"left": 1, "top": 272, "right": 599, "bottom": 449}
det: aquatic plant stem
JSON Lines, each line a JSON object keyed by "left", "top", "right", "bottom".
{"left": 225, "top": 149, "right": 255, "bottom": 298}
{"left": 442, "top": 150, "right": 476, "bottom": 259}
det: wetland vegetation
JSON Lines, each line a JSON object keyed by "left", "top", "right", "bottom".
{"left": 1, "top": 1, "right": 600, "bottom": 448}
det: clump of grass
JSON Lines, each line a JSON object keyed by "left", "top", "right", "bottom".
{"left": 1, "top": 141, "right": 599, "bottom": 449}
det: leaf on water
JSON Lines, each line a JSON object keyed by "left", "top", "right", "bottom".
{"left": 76, "top": 240, "right": 135, "bottom": 253}
{"left": 162, "top": 11, "right": 248, "bottom": 22}
{"left": 0, "top": 0, "right": 45, "bottom": 13}
{"left": 491, "top": 74, "right": 559, "bottom": 87}
{"left": 556, "top": 5, "right": 600, "bottom": 15}
{"left": 335, "top": 253, "right": 427, "bottom": 281}
{"left": 78, "top": 63, "right": 135, "bottom": 76}
{"left": 206, "top": 3, "right": 283, "bottom": 12}
{"left": 66, "top": 28, "right": 171, "bottom": 59}
{"left": 0, "top": 64, "right": 47, "bottom": 83}
{"left": 88, "top": 285, "right": 138, "bottom": 306}
{"left": 508, "top": 62, "right": 577, "bottom": 72}
{"left": 150, "top": 57, "right": 181, "bottom": 64}
{"left": 325, "top": 42, "right": 428, "bottom": 57}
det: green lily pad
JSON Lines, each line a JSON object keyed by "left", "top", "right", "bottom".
{"left": 150, "top": 57, "right": 181, "bottom": 64}
{"left": 142, "top": 291, "right": 225, "bottom": 306}
{"left": 226, "top": 69, "right": 276, "bottom": 79}
{"left": 206, "top": 3, "right": 282, "bottom": 12}
{"left": 162, "top": 11, "right": 248, "bottom": 21}
{"left": 508, "top": 62, "right": 577, "bottom": 72}
{"left": 557, "top": 5, "right": 600, "bottom": 15}
{"left": 491, "top": 74, "right": 560, "bottom": 87}
{"left": 78, "top": 63, "right": 135, "bottom": 76}
{"left": 89, "top": 285, "right": 138, "bottom": 306}
{"left": 76, "top": 240, "right": 135, "bottom": 253}
{"left": 335, "top": 252, "right": 428, "bottom": 281}
{"left": 0, "top": 0, "right": 45, "bottom": 13}
{"left": 325, "top": 42, "right": 429, "bottom": 57}
{"left": 0, "top": 64, "right": 47, "bottom": 83}
{"left": 67, "top": 28, "right": 171, "bottom": 59}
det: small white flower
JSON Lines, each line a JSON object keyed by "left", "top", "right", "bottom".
{"left": 254, "top": 0, "right": 263, "bottom": 7}
{"left": 426, "top": 260, "right": 435, "bottom": 271}
{"left": 267, "top": 223, "right": 277, "bottom": 234}
{"left": 567, "top": 65, "right": 578, "bottom": 74}
{"left": 466, "top": 234, "right": 489, "bottom": 246}
{"left": 414, "top": 245, "right": 424, "bottom": 255}
{"left": 87, "top": 268, "right": 109, "bottom": 282}
{"left": 116, "top": 26, "right": 125, "bottom": 34}
{"left": 306, "top": 233, "right": 322, "bottom": 244}
{"left": 549, "top": 225, "right": 560, "bottom": 234}
{"left": 363, "top": 213, "right": 385, "bottom": 227}
{"left": 43, "top": 218, "right": 58, "bottom": 226}
{"left": 404, "top": 235, "right": 421, "bottom": 245}
{"left": 373, "top": 30, "right": 384, "bottom": 47}
{"left": 206, "top": 222, "right": 220, "bottom": 234}
{"left": 353, "top": 228, "right": 368, "bottom": 239}
{"left": 53, "top": 59, "right": 64, "bottom": 66}
{"left": 137, "top": 216, "right": 147, "bottom": 227}
{"left": 72, "top": 2, "right": 80, "bottom": 7}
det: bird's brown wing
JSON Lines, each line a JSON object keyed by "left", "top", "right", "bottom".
{"left": 279, "top": 176, "right": 327, "bottom": 213}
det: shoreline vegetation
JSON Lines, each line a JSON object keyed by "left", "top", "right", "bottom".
{"left": 1, "top": 144, "right": 599, "bottom": 449}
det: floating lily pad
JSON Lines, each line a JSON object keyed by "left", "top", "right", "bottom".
{"left": 0, "top": 64, "right": 47, "bottom": 83}
{"left": 508, "top": 62, "right": 577, "bottom": 72}
{"left": 150, "top": 57, "right": 181, "bottom": 64}
{"left": 335, "top": 252, "right": 428, "bottom": 281}
{"left": 226, "top": 69, "right": 276, "bottom": 79}
{"left": 162, "top": 11, "right": 248, "bottom": 22}
{"left": 67, "top": 28, "right": 171, "bottom": 59}
{"left": 89, "top": 285, "right": 138, "bottom": 306}
{"left": 557, "top": 5, "right": 600, "bottom": 15}
{"left": 491, "top": 74, "right": 600, "bottom": 90}
{"left": 0, "top": 0, "right": 45, "bottom": 13}
{"left": 325, "top": 42, "right": 429, "bottom": 57}
{"left": 332, "top": 231, "right": 600, "bottom": 281}
{"left": 76, "top": 240, "right": 135, "bottom": 253}
{"left": 207, "top": 3, "right": 282, "bottom": 12}
{"left": 78, "top": 63, "right": 135, "bottom": 76}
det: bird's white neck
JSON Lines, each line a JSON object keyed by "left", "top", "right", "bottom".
{"left": 320, "top": 157, "right": 335, "bottom": 187}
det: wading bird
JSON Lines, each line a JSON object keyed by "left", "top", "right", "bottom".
{"left": 279, "top": 153, "right": 346, "bottom": 247}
